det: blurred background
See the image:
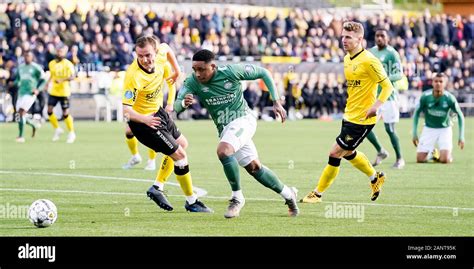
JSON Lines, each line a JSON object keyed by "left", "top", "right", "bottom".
{"left": 0, "top": 0, "right": 472, "bottom": 122}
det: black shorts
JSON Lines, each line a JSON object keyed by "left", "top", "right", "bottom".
{"left": 48, "top": 95, "right": 70, "bottom": 109}
{"left": 335, "top": 120, "right": 375, "bottom": 151}
{"left": 128, "top": 107, "right": 182, "bottom": 156}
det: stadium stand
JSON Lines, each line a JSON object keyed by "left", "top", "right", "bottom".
{"left": 0, "top": 1, "right": 472, "bottom": 121}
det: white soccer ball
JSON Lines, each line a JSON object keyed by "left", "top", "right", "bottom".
{"left": 28, "top": 199, "right": 58, "bottom": 228}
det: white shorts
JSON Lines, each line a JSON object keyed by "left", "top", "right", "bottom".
{"left": 220, "top": 113, "right": 258, "bottom": 167}
{"left": 417, "top": 126, "right": 453, "bottom": 153}
{"left": 16, "top": 95, "right": 37, "bottom": 112}
{"left": 378, "top": 100, "right": 399, "bottom": 123}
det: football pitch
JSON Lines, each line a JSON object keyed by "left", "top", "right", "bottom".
{"left": 0, "top": 118, "right": 472, "bottom": 236}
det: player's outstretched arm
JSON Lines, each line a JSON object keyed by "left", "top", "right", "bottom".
{"left": 412, "top": 102, "right": 422, "bottom": 147}
{"left": 166, "top": 48, "right": 181, "bottom": 85}
{"left": 452, "top": 97, "right": 465, "bottom": 149}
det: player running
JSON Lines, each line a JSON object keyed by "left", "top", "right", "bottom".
{"left": 123, "top": 35, "right": 212, "bottom": 213}
{"left": 300, "top": 21, "right": 394, "bottom": 204}
{"left": 14, "top": 51, "right": 46, "bottom": 142}
{"left": 366, "top": 28, "right": 405, "bottom": 169}
{"left": 175, "top": 49, "right": 299, "bottom": 218}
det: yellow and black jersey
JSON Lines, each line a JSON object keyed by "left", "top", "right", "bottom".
{"left": 48, "top": 59, "right": 75, "bottom": 97}
{"left": 122, "top": 43, "right": 176, "bottom": 115}
{"left": 343, "top": 49, "right": 392, "bottom": 125}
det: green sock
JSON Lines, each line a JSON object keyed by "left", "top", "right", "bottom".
{"left": 18, "top": 117, "right": 25, "bottom": 137}
{"left": 385, "top": 123, "right": 402, "bottom": 159}
{"left": 219, "top": 155, "right": 241, "bottom": 191}
{"left": 366, "top": 130, "right": 382, "bottom": 153}
{"left": 25, "top": 118, "right": 35, "bottom": 128}
{"left": 253, "top": 165, "right": 284, "bottom": 193}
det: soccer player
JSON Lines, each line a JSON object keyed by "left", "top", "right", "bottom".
{"left": 300, "top": 21, "right": 393, "bottom": 204}
{"left": 122, "top": 42, "right": 178, "bottom": 171}
{"left": 14, "top": 51, "right": 46, "bottom": 143}
{"left": 175, "top": 49, "right": 299, "bottom": 218}
{"left": 46, "top": 45, "right": 76, "bottom": 143}
{"left": 366, "top": 28, "right": 405, "bottom": 169}
{"left": 412, "top": 73, "right": 465, "bottom": 163}
{"left": 123, "top": 35, "right": 212, "bottom": 213}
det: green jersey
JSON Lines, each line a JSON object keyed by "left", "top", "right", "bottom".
{"left": 413, "top": 90, "right": 465, "bottom": 141}
{"left": 176, "top": 64, "right": 278, "bottom": 135}
{"left": 15, "top": 63, "right": 46, "bottom": 96}
{"left": 369, "top": 45, "right": 402, "bottom": 101}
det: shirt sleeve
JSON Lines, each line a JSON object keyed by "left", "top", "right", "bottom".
{"left": 412, "top": 95, "right": 424, "bottom": 138}
{"left": 451, "top": 95, "right": 465, "bottom": 141}
{"left": 228, "top": 64, "right": 279, "bottom": 101}
{"left": 122, "top": 70, "right": 137, "bottom": 106}
{"left": 388, "top": 50, "right": 403, "bottom": 82}
{"left": 367, "top": 57, "right": 393, "bottom": 102}
{"left": 163, "top": 62, "right": 176, "bottom": 106}
{"left": 174, "top": 78, "right": 194, "bottom": 113}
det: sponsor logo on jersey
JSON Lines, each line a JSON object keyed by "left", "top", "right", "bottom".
{"left": 124, "top": 90, "right": 134, "bottom": 100}
{"left": 224, "top": 81, "right": 233, "bottom": 89}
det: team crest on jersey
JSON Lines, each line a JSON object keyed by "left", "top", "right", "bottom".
{"left": 345, "top": 135, "right": 353, "bottom": 142}
{"left": 124, "top": 90, "right": 134, "bottom": 100}
{"left": 244, "top": 64, "right": 254, "bottom": 73}
{"left": 224, "top": 81, "right": 233, "bottom": 89}
{"left": 352, "top": 65, "right": 358, "bottom": 72}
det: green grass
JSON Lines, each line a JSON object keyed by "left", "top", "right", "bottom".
{"left": 0, "top": 118, "right": 473, "bottom": 236}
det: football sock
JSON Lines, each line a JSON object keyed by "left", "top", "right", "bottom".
{"left": 148, "top": 149, "right": 157, "bottom": 160}
{"left": 48, "top": 114, "right": 59, "bottom": 129}
{"left": 252, "top": 165, "right": 284, "bottom": 193}
{"left": 126, "top": 136, "right": 139, "bottom": 155}
{"left": 185, "top": 193, "right": 198, "bottom": 205}
{"left": 174, "top": 164, "right": 194, "bottom": 197}
{"left": 232, "top": 190, "right": 244, "bottom": 201}
{"left": 154, "top": 155, "right": 174, "bottom": 186}
{"left": 366, "top": 130, "right": 382, "bottom": 153}
{"left": 279, "top": 185, "right": 293, "bottom": 200}
{"left": 64, "top": 115, "right": 74, "bottom": 132}
{"left": 315, "top": 157, "right": 340, "bottom": 194}
{"left": 18, "top": 116, "right": 25, "bottom": 137}
{"left": 385, "top": 123, "right": 402, "bottom": 159}
{"left": 219, "top": 155, "right": 241, "bottom": 191}
{"left": 344, "top": 151, "right": 376, "bottom": 178}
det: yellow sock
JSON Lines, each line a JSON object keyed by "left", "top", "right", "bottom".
{"left": 126, "top": 136, "right": 139, "bottom": 155}
{"left": 316, "top": 164, "right": 340, "bottom": 194}
{"left": 347, "top": 151, "right": 376, "bottom": 177}
{"left": 148, "top": 149, "right": 157, "bottom": 160}
{"left": 176, "top": 172, "right": 194, "bottom": 196}
{"left": 155, "top": 155, "right": 174, "bottom": 184}
{"left": 49, "top": 114, "right": 59, "bottom": 129}
{"left": 64, "top": 115, "right": 74, "bottom": 132}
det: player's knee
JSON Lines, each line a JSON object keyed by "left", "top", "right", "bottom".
{"left": 63, "top": 114, "right": 69, "bottom": 119}
{"left": 172, "top": 146, "right": 187, "bottom": 161}
{"left": 174, "top": 158, "right": 189, "bottom": 175}
{"left": 125, "top": 133, "right": 134, "bottom": 139}
{"left": 217, "top": 144, "right": 234, "bottom": 160}
{"left": 47, "top": 111, "right": 53, "bottom": 116}
{"left": 439, "top": 157, "right": 452, "bottom": 163}
{"left": 245, "top": 160, "right": 262, "bottom": 176}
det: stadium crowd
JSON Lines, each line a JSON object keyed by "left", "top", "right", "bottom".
{"left": 0, "top": 2, "right": 472, "bottom": 119}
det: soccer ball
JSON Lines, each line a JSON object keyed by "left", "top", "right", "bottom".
{"left": 28, "top": 199, "right": 58, "bottom": 228}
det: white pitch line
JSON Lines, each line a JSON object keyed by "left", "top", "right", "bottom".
{"left": 0, "top": 187, "right": 473, "bottom": 212}
{"left": 0, "top": 170, "right": 207, "bottom": 197}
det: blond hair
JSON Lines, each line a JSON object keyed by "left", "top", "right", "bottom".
{"left": 135, "top": 35, "right": 159, "bottom": 50}
{"left": 343, "top": 21, "right": 364, "bottom": 36}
